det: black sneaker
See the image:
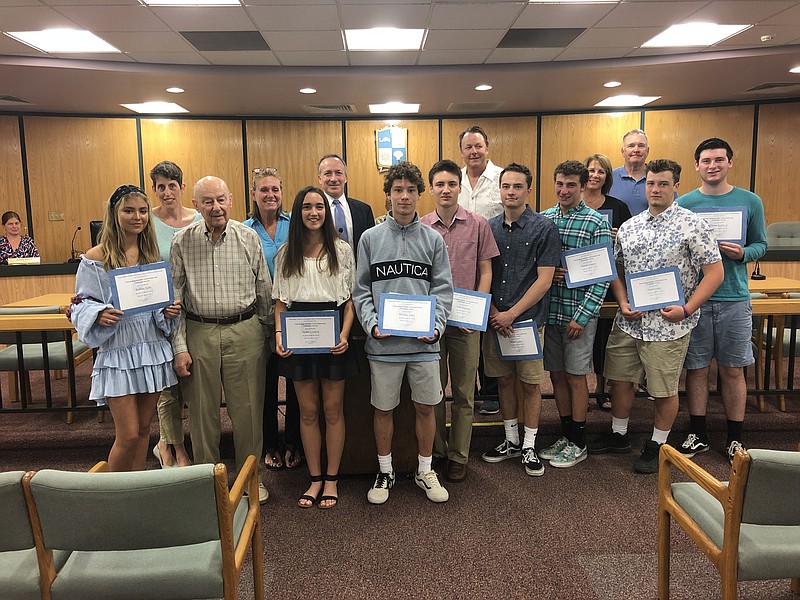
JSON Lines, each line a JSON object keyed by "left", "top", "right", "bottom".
{"left": 677, "top": 433, "right": 709, "bottom": 458}
{"left": 481, "top": 439, "right": 522, "bottom": 463}
{"left": 726, "top": 440, "right": 746, "bottom": 464}
{"left": 633, "top": 440, "right": 662, "bottom": 474}
{"left": 521, "top": 447, "right": 544, "bottom": 477}
{"left": 587, "top": 431, "right": 632, "bottom": 455}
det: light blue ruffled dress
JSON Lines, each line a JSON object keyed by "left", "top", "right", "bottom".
{"left": 70, "top": 256, "right": 178, "bottom": 406}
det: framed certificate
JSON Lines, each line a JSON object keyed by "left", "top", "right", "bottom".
{"left": 109, "top": 261, "right": 173, "bottom": 315}
{"left": 693, "top": 206, "right": 747, "bottom": 245}
{"left": 598, "top": 209, "right": 613, "bottom": 225}
{"left": 494, "top": 320, "right": 542, "bottom": 360}
{"left": 280, "top": 310, "right": 340, "bottom": 354}
{"left": 561, "top": 243, "right": 617, "bottom": 289}
{"left": 626, "top": 266, "right": 685, "bottom": 312}
{"left": 447, "top": 288, "right": 491, "bottom": 331}
{"left": 378, "top": 293, "right": 436, "bottom": 337}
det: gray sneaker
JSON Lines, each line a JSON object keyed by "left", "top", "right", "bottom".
{"left": 367, "top": 471, "right": 395, "bottom": 505}
{"left": 539, "top": 436, "right": 569, "bottom": 461}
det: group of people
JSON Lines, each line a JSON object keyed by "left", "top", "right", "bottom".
{"left": 67, "top": 124, "right": 766, "bottom": 509}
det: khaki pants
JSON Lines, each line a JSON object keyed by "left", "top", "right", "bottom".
{"left": 156, "top": 384, "right": 184, "bottom": 445}
{"left": 180, "top": 316, "right": 268, "bottom": 474}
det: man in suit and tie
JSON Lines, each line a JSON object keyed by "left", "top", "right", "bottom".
{"left": 318, "top": 154, "right": 375, "bottom": 257}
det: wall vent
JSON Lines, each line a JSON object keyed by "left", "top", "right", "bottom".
{"left": 304, "top": 104, "right": 357, "bottom": 114}
{"left": 746, "top": 82, "right": 799, "bottom": 92}
{"left": 447, "top": 101, "right": 505, "bottom": 113}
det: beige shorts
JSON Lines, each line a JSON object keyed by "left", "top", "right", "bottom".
{"left": 368, "top": 360, "right": 443, "bottom": 411}
{"left": 482, "top": 327, "right": 546, "bottom": 385}
{"left": 603, "top": 324, "right": 691, "bottom": 398}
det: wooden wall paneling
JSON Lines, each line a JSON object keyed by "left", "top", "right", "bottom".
{"left": 645, "top": 106, "right": 754, "bottom": 194}
{"left": 538, "top": 112, "right": 640, "bottom": 211}
{"left": 441, "top": 116, "right": 538, "bottom": 172}
{"left": 24, "top": 116, "right": 139, "bottom": 261}
{"left": 0, "top": 274, "right": 76, "bottom": 306}
{"left": 245, "top": 120, "right": 342, "bottom": 211}
{"left": 345, "top": 120, "right": 440, "bottom": 218}
{"left": 747, "top": 261, "right": 800, "bottom": 280}
{"left": 755, "top": 102, "right": 800, "bottom": 225}
{"left": 140, "top": 119, "right": 247, "bottom": 221}
{"left": 0, "top": 116, "right": 27, "bottom": 233}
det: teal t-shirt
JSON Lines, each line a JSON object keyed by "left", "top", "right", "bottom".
{"left": 677, "top": 187, "right": 767, "bottom": 301}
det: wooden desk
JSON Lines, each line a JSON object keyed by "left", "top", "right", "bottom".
{"left": 748, "top": 277, "right": 800, "bottom": 297}
{"left": 3, "top": 293, "right": 74, "bottom": 308}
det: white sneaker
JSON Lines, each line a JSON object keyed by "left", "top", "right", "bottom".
{"left": 367, "top": 471, "right": 395, "bottom": 505}
{"left": 258, "top": 482, "right": 269, "bottom": 504}
{"left": 415, "top": 470, "right": 449, "bottom": 503}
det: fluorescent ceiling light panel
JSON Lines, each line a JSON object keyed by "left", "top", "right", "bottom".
{"left": 369, "top": 102, "right": 420, "bottom": 114}
{"left": 346, "top": 28, "right": 424, "bottom": 51}
{"left": 141, "top": 0, "right": 241, "bottom": 6}
{"left": 595, "top": 95, "right": 660, "bottom": 107}
{"left": 790, "top": 67, "right": 800, "bottom": 74}
{"left": 642, "top": 23, "right": 751, "bottom": 47}
{"left": 121, "top": 101, "right": 189, "bottom": 114}
{"left": 5, "top": 29, "right": 120, "bottom": 53}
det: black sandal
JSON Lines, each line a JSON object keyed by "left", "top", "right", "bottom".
{"left": 298, "top": 474, "right": 323, "bottom": 508}
{"left": 318, "top": 474, "right": 339, "bottom": 510}
{"left": 596, "top": 394, "right": 612, "bottom": 412}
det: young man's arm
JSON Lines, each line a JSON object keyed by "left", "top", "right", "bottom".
{"left": 660, "top": 260, "right": 724, "bottom": 322}
{"left": 610, "top": 266, "right": 642, "bottom": 320}
{"left": 420, "top": 236, "right": 453, "bottom": 342}
{"left": 568, "top": 219, "right": 613, "bottom": 337}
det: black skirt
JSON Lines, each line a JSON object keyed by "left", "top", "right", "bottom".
{"left": 278, "top": 301, "right": 360, "bottom": 382}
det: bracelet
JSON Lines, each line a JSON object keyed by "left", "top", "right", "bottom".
{"left": 682, "top": 306, "right": 690, "bottom": 319}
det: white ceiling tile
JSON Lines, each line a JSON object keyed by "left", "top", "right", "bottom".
{"left": 486, "top": 47, "right": 562, "bottom": 63}
{"left": 53, "top": 6, "right": 170, "bottom": 32}
{"left": 714, "top": 24, "right": 800, "bottom": 47}
{"left": 762, "top": 3, "right": 800, "bottom": 25}
{"left": 626, "top": 46, "right": 705, "bottom": 57}
{"left": 554, "top": 46, "right": 637, "bottom": 61}
{"left": 338, "top": 0, "right": 429, "bottom": 4}
{"left": 0, "top": 6, "right": 80, "bottom": 29}
{"left": 0, "top": 34, "right": 44, "bottom": 54}
{"left": 201, "top": 50, "right": 279, "bottom": 65}
{"left": 423, "top": 29, "right": 505, "bottom": 50}
{"left": 684, "top": 1, "right": 797, "bottom": 24}
{"left": 276, "top": 50, "right": 348, "bottom": 65}
{"left": 339, "top": 4, "right": 430, "bottom": 29}
{"left": 149, "top": 6, "right": 256, "bottom": 31}
{"left": 247, "top": 5, "right": 341, "bottom": 31}
{"left": 595, "top": 2, "right": 705, "bottom": 28}
{"left": 569, "top": 26, "right": 663, "bottom": 48}
{"left": 100, "top": 31, "right": 194, "bottom": 53}
{"left": 428, "top": 2, "right": 525, "bottom": 30}
{"left": 42, "top": 0, "right": 139, "bottom": 5}
{"left": 263, "top": 29, "right": 343, "bottom": 51}
{"left": 418, "top": 48, "right": 492, "bottom": 64}
{"left": 2, "top": 0, "right": 48, "bottom": 6}
{"left": 126, "top": 51, "right": 208, "bottom": 64}
{"left": 245, "top": 0, "right": 334, "bottom": 4}
{"left": 515, "top": 3, "right": 616, "bottom": 29}
{"left": 348, "top": 50, "right": 418, "bottom": 65}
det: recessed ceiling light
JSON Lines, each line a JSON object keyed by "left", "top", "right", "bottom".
{"left": 141, "top": 0, "right": 241, "bottom": 5}
{"left": 4, "top": 29, "right": 120, "bottom": 53}
{"left": 475, "top": 84, "right": 493, "bottom": 91}
{"left": 346, "top": 28, "right": 424, "bottom": 51}
{"left": 595, "top": 95, "right": 660, "bottom": 107}
{"left": 299, "top": 87, "right": 317, "bottom": 94}
{"left": 369, "top": 102, "right": 420, "bottom": 114}
{"left": 166, "top": 87, "right": 184, "bottom": 94}
{"left": 642, "top": 22, "right": 751, "bottom": 48}
{"left": 790, "top": 67, "right": 800, "bottom": 74}
{"left": 121, "top": 101, "right": 189, "bottom": 114}
{"left": 603, "top": 81, "right": 622, "bottom": 88}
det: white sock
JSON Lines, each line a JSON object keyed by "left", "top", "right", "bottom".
{"left": 503, "top": 419, "right": 519, "bottom": 445}
{"left": 523, "top": 426, "right": 538, "bottom": 449}
{"left": 611, "top": 417, "right": 629, "bottom": 436}
{"left": 377, "top": 453, "right": 393, "bottom": 474}
{"left": 417, "top": 454, "right": 432, "bottom": 474}
{"left": 651, "top": 427, "right": 670, "bottom": 445}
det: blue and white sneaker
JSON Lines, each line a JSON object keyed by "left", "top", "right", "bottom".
{"left": 549, "top": 442, "right": 587, "bottom": 468}
{"left": 539, "top": 436, "right": 569, "bottom": 461}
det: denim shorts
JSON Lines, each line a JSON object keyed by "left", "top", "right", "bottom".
{"left": 684, "top": 299, "right": 755, "bottom": 369}
{"left": 543, "top": 318, "right": 598, "bottom": 375}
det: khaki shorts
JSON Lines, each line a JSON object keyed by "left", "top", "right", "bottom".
{"left": 482, "top": 327, "right": 546, "bottom": 385}
{"left": 603, "top": 324, "right": 691, "bottom": 398}
{"left": 368, "top": 359, "right": 443, "bottom": 411}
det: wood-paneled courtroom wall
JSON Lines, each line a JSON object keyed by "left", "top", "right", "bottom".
{"left": 0, "top": 100, "right": 798, "bottom": 284}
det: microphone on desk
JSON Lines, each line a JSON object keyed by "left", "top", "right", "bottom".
{"left": 751, "top": 261, "right": 766, "bottom": 280}
{"left": 68, "top": 226, "right": 82, "bottom": 263}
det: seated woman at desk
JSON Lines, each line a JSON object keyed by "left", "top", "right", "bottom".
{"left": 0, "top": 211, "right": 39, "bottom": 264}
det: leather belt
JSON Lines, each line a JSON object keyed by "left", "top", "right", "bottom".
{"left": 185, "top": 307, "right": 256, "bottom": 325}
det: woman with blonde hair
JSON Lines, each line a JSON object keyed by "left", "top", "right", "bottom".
{"left": 70, "top": 185, "right": 181, "bottom": 471}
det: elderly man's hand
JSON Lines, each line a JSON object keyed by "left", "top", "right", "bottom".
{"left": 174, "top": 351, "right": 193, "bottom": 377}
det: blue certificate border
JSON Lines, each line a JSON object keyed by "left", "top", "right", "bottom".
{"left": 561, "top": 243, "right": 618, "bottom": 289}
{"left": 693, "top": 206, "right": 747, "bottom": 245}
{"left": 598, "top": 209, "right": 613, "bottom": 225}
{"left": 108, "top": 261, "right": 174, "bottom": 315}
{"left": 378, "top": 293, "right": 436, "bottom": 337}
{"left": 280, "top": 310, "right": 340, "bottom": 354}
{"left": 626, "top": 266, "right": 685, "bottom": 312}
{"left": 447, "top": 288, "right": 491, "bottom": 331}
{"left": 493, "top": 319, "right": 542, "bottom": 361}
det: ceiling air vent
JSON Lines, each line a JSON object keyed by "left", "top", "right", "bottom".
{"left": 447, "top": 101, "right": 505, "bottom": 113}
{"left": 0, "top": 94, "right": 31, "bottom": 105}
{"left": 304, "top": 104, "right": 357, "bottom": 114}
{"left": 745, "top": 82, "right": 800, "bottom": 93}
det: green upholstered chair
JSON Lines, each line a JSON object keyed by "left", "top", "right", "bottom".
{"left": 766, "top": 221, "right": 800, "bottom": 247}
{"left": 22, "top": 456, "right": 265, "bottom": 600}
{"left": 658, "top": 444, "right": 800, "bottom": 599}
